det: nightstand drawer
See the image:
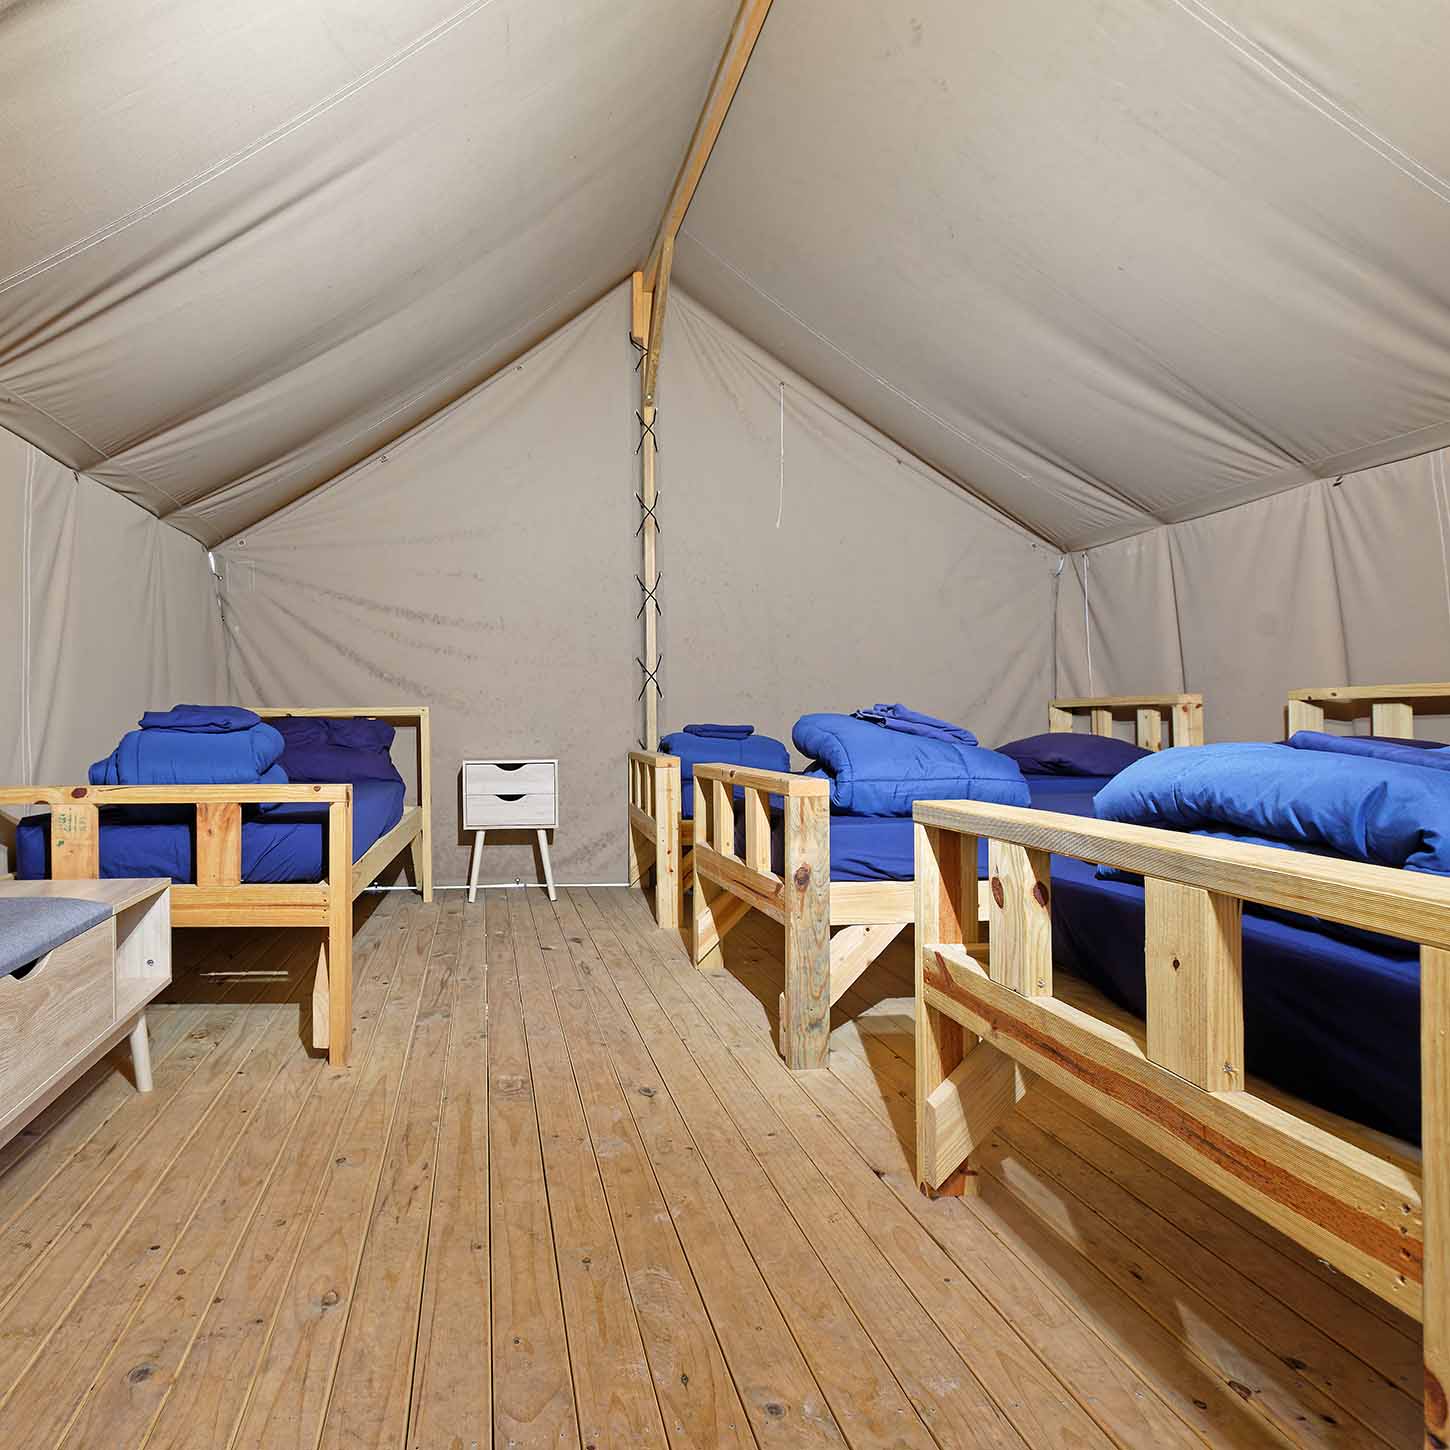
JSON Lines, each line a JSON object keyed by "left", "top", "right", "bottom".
{"left": 463, "top": 761, "right": 556, "bottom": 794}
{"left": 464, "top": 792, "right": 557, "bottom": 829}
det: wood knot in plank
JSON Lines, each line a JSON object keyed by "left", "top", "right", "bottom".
{"left": 990, "top": 877, "right": 1004, "bottom": 908}
{"left": 793, "top": 865, "right": 811, "bottom": 890}
{"left": 1031, "top": 881, "right": 1049, "bottom": 908}
{"left": 1427, "top": 1367, "right": 1448, "bottom": 1438}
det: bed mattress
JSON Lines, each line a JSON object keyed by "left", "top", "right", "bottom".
{"left": 15, "top": 778, "right": 406, "bottom": 884}
{"left": 1049, "top": 855, "right": 1419, "bottom": 1143}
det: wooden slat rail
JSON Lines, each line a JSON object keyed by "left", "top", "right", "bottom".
{"left": 689, "top": 762, "right": 913, "bottom": 1071}
{"left": 626, "top": 750, "right": 682, "bottom": 930}
{"left": 912, "top": 799, "right": 1450, "bottom": 1445}
{"left": 1048, "top": 693, "right": 1204, "bottom": 750}
{"left": 1287, "top": 682, "right": 1450, "bottom": 740}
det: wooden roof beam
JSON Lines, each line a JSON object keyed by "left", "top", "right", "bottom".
{"left": 641, "top": 0, "right": 775, "bottom": 293}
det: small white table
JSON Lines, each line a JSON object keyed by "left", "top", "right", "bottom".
{"left": 463, "top": 758, "right": 558, "bottom": 903}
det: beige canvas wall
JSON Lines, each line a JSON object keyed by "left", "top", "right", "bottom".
{"left": 659, "top": 294, "right": 1059, "bottom": 758}
{"left": 1055, "top": 449, "right": 1450, "bottom": 741}
{"left": 0, "top": 431, "right": 225, "bottom": 861}
{"left": 213, "top": 286, "right": 640, "bottom": 887}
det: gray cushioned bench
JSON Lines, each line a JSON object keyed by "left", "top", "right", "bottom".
{"left": 0, "top": 897, "right": 112, "bottom": 977}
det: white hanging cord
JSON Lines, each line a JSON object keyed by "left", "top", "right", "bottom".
{"left": 775, "top": 380, "right": 786, "bottom": 528}
{"left": 1434, "top": 450, "right": 1450, "bottom": 638}
{"left": 1073, "top": 551, "right": 1096, "bottom": 695}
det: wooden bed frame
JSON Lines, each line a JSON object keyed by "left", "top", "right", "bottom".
{"left": 912, "top": 800, "right": 1443, "bottom": 1441}
{"left": 1288, "top": 681, "right": 1450, "bottom": 739}
{"left": 1049, "top": 691, "right": 1203, "bottom": 749}
{"left": 0, "top": 706, "right": 432, "bottom": 1070}
{"left": 628, "top": 694, "right": 1203, "bottom": 934}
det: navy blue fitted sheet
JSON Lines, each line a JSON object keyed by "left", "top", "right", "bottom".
{"left": 16, "top": 777, "right": 405, "bottom": 884}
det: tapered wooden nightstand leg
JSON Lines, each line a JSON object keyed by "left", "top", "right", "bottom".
{"left": 129, "top": 1012, "right": 154, "bottom": 1093}
{"left": 467, "top": 829, "right": 485, "bottom": 905}
{"left": 538, "top": 829, "right": 557, "bottom": 901}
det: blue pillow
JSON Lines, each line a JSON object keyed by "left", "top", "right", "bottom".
{"left": 281, "top": 741, "right": 405, "bottom": 786}
{"left": 325, "top": 718, "right": 395, "bottom": 752}
{"left": 269, "top": 715, "right": 329, "bottom": 748}
{"left": 996, "top": 731, "right": 1151, "bottom": 777}
{"left": 793, "top": 713, "right": 1027, "bottom": 815}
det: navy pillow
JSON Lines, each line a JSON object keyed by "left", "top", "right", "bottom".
{"left": 270, "top": 715, "right": 329, "bottom": 748}
{"left": 281, "top": 741, "right": 404, "bottom": 786}
{"left": 325, "top": 718, "right": 396, "bottom": 752}
{"left": 996, "top": 731, "right": 1151, "bottom": 777}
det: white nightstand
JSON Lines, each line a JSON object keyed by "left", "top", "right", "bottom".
{"left": 463, "top": 758, "right": 558, "bottom": 903}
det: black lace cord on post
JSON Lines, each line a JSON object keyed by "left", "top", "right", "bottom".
{"left": 636, "top": 572, "right": 662, "bottom": 619}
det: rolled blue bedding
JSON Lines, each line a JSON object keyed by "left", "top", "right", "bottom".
{"left": 793, "top": 711, "right": 1027, "bottom": 815}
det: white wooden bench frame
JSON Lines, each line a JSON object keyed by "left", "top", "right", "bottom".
{"left": 912, "top": 799, "right": 1445, "bottom": 1443}
{"left": 0, "top": 706, "right": 432, "bottom": 1069}
{"left": 1288, "top": 681, "right": 1450, "bottom": 740}
{"left": 1049, "top": 692, "right": 1204, "bottom": 749}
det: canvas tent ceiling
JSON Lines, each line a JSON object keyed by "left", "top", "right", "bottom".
{"left": 0, "top": 0, "right": 739, "bottom": 546}
{"left": 4, "top": 0, "right": 1450, "bottom": 553}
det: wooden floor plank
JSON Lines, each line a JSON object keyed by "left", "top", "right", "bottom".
{"left": 1019, "top": 1090, "right": 1419, "bottom": 1401}
{"left": 520, "top": 890, "right": 755, "bottom": 1450}
{"left": 4, "top": 967, "right": 320, "bottom": 1444}
{"left": 486, "top": 892, "right": 582, "bottom": 1448}
{"left": 318, "top": 895, "right": 462, "bottom": 1449}
{"left": 0, "top": 974, "right": 300, "bottom": 1398}
{"left": 595, "top": 888, "right": 1140, "bottom": 1450}
{"left": 75, "top": 896, "right": 417, "bottom": 1450}
{"left": 507, "top": 890, "right": 670, "bottom": 1449}
{"left": 227, "top": 901, "right": 444, "bottom": 1450}
{"left": 0, "top": 887, "right": 1418, "bottom": 1450}
{"left": 407, "top": 897, "right": 492, "bottom": 1450}
{"left": 565, "top": 891, "right": 1034, "bottom": 1450}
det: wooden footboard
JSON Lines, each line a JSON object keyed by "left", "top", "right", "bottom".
{"left": 690, "top": 762, "right": 912, "bottom": 1071}
{"left": 1288, "top": 681, "right": 1450, "bottom": 740}
{"left": 1049, "top": 692, "right": 1204, "bottom": 749}
{"left": 912, "top": 800, "right": 1447, "bottom": 1441}
{"left": 627, "top": 750, "right": 682, "bottom": 929}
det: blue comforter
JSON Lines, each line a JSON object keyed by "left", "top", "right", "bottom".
{"left": 793, "top": 712, "right": 1028, "bottom": 815}
{"left": 660, "top": 727, "right": 790, "bottom": 816}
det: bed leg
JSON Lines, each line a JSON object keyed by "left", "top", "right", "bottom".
{"left": 411, "top": 826, "right": 433, "bottom": 904}
{"left": 128, "top": 1012, "right": 154, "bottom": 1093}
{"left": 312, "top": 943, "right": 330, "bottom": 1054}
{"left": 779, "top": 795, "right": 831, "bottom": 1072}
{"left": 1424, "top": 945, "right": 1449, "bottom": 1448}
{"left": 323, "top": 917, "right": 352, "bottom": 1069}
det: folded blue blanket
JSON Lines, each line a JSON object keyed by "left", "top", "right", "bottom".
{"left": 90, "top": 721, "right": 287, "bottom": 787}
{"left": 1288, "top": 730, "right": 1450, "bottom": 773}
{"left": 1095, "top": 741, "right": 1450, "bottom": 874}
{"left": 684, "top": 723, "right": 754, "bottom": 740}
{"left": 851, "top": 704, "right": 977, "bottom": 746}
{"left": 139, "top": 704, "right": 262, "bottom": 733}
{"left": 660, "top": 729, "right": 790, "bottom": 815}
{"left": 794, "top": 712, "right": 1026, "bottom": 816}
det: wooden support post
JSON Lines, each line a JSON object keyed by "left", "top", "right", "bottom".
{"left": 51, "top": 798, "right": 100, "bottom": 879}
{"left": 1287, "top": 698, "right": 1324, "bottom": 736}
{"left": 709, "top": 776, "right": 732, "bottom": 855}
{"left": 915, "top": 824, "right": 974, "bottom": 1194}
{"left": 1047, "top": 705, "right": 1073, "bottom": 733}
{"left": 1424, "top": 945, "right": 1450, "bottom": 1448}
{"left": 1136, "top": 708, "right": 1163, "bottom": 752}
{"left": 413, "top": 705, "right": 433, "bottom": 902}
{"left": 778, "top": 792, "right": 831, "bottom": 1071}
{"left": 1089, "top": 708, "right": 1113, "bottom": 738}
{"left": 324, "top": 796, "right": 353, "bottom": 1068}
{"left": 195, "top": 802, "right": 242, "bottom": 886}
{"left": 653, "top": 760, "right": 680, "bottom": 931}
{"left": 1145, "top": 880, "right": 1243, "bottom": 1091}
{"left": 986, "top": 840, "right": 1053, "bottom": 997}
{"left": 1174, "top": 695, "right": 1205, "bottom": 746}
{"left": 744, "top": 786, "right": 770, "bottom": 874}
{"left": 1374, "top": 701, "right": 1416, "bottom": 738}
